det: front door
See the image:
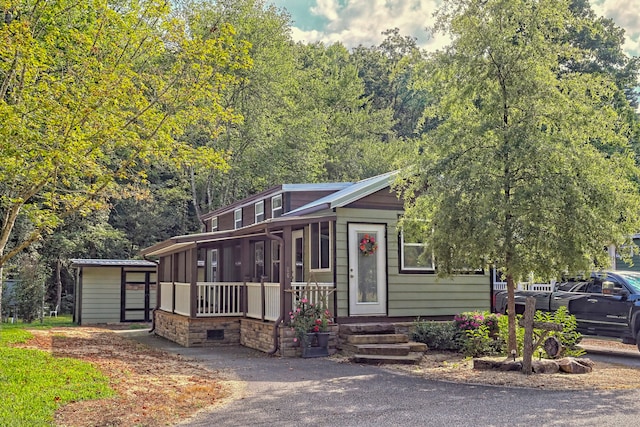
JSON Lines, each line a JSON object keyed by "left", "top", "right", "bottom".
{"left": 348, "top": 223, "right": 387, "bottom": 316}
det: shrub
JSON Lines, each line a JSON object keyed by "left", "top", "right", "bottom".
{"left": 496, "top": 307, "right": 584, "bottom": 358}
{"left": 534, "top": 306, "right": 584, "bottom": 357}
{"left": 453, "top": 311, "right": 503, "bottom": 357}
{"left": 412, "top": 319, "right": 463, "bottom": 351}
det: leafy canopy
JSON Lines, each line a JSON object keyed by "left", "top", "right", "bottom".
{"left": 399, "top": 0, "right": 640, "bottom": 282}
{"left": 0, "top": 0, "right": 251, "bottom": 266}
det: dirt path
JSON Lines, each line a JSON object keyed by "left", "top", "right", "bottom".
{"left": 14, "top": 328, "right": 640, "bottom": 426}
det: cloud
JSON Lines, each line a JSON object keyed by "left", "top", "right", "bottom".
{"left": 591, "top": 0, "right": 640, "bottom": 57}
{"left": 296, "top": 0, "right": 445, "bottom": 50}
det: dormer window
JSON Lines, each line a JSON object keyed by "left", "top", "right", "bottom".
{"left": 234, "top": 208, "right": 242, "bottom": 229}
{"left": 255, "top": 200, "right": 264, "bottom": 223}
{"left": 272, "top": 194, "right": 283, "bottom": 218}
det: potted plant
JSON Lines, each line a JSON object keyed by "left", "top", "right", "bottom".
{"left": 289, "top": 297, "right": 332, "bottom": 357}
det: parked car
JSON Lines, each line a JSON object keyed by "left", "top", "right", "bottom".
{"left": 494, "top": 271, "right": 640, "bottom": 351}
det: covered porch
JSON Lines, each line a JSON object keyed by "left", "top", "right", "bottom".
{"left": 141, "top": 216, "right": 338, "bottom": 356}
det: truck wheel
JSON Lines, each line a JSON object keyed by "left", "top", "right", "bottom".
{"left": 637, "top": 330, "right": 640, "bottom": 353}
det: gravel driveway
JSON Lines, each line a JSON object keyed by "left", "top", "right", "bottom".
{"left": 129, "top": 333, "right": 640, "bottom": 426}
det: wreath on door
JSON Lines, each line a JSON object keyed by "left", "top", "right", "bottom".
{"left": 359, "top": 234, "right": 378, "bottom": 256}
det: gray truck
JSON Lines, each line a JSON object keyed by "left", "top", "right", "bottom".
{"left": 494, "top": 270, "right": 640, "bottom": 351}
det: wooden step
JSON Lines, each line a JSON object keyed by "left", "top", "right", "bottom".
{"left": 352, "top": 352, "right": 424, "bottom": 365}
{"left": 339, "top": 323, "right": 396, "bottom": 335}
{"left": 344, "top": 333, "right": 409, "bottom": 345}
{"left": 353, "top": 344, "right": 412, "bottom": 356}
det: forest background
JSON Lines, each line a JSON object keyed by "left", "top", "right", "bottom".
{"left": 1, "top": 0, "right": 639, "bottom": 320}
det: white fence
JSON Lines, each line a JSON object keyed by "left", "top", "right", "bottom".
{"left": 245, "top": 282, "right": 280, "bottom": 321}
{"left": 159, "top": 282, "right": 173, "bottom": 312}
{"left": 290, "top": 282, "right": 335, "bottom": 307}
{"left": 173, "top": 282, "right": 191, "bottom": 316}
{"left": 493, "top": 269, "right": 555, "bottom": 292}
{"left": 158, "top": 281, "right": 334, "bottom": 321}
{"left": 196, "top": 282, "right": 244, "bottom": 317}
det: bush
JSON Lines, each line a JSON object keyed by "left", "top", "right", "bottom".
{"left": 412, "top": 319, "right": 463, "bottom": 351}
{"left": 534, "top": 306, "right": 584, "bottom": 357}
{"left": 454, "top": 311, "right": 503, "bottom": 357}
{"left": 496, "top": 307, "right": 584, "bottom": 358}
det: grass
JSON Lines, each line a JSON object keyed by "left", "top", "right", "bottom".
{"left": 0, "top": 316, "right": 115, "bottom": 426}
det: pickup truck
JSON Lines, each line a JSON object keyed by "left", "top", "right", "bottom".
{"left": 494, "top": 270, "right": 640, "bottom": 351}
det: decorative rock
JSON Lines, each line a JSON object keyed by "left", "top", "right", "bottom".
{"left": 557, "top": 357, "right": 593, "bottom": 374}
{"left": 473, "top": 358, "right": 522, "bottom": 371}
{"left": 532, "top": 359, "right": 560, "bottom": 374}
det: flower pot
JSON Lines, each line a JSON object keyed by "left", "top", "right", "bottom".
{"left": 302, "top": 332, "right": 330, "bottom": 358}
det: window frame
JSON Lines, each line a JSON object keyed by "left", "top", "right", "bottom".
{"left": 255, "top": 200, "right": 265, "bottom": 223}
{"left": 271, "top": 194, "right": 283, "bottom": 218}
{"left": 399, "top": 227, "right": 435, "bottom": 273}
{"left": 234, "top": 208, "right": 242, "bottom": 229}
{"left": 211, "top": 217, "right": 218, "bottom": 232}
{"left": 309, "top": 221, "right": 332, "bottom": 272}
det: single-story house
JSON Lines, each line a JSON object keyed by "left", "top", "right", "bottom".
{"left": 71, "top": 259, "right": 158, "bottom": 325}
{"left": 141, "top": 171, "right": 491, "bottom": 355}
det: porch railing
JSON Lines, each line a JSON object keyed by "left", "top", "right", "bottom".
{"left": 174, "top": 282, "right": 191, "bottom": 316}
{"left": 157, "top": 281, "right": 335, "bottom": 321}
{"left": 246, "top": 282, "right": 280, "bottom": 321}
{"left": 196, "top": 282, "right": 244, "bottom": 317}
{"left": 290, "top": 282, "right": 335, "bottom": 307}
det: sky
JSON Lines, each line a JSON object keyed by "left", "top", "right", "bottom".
{"left": 268, "top": 0, "right": 640, "bottom": 58}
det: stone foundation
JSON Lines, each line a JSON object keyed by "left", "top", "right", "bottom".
{"left": 279, "top": 324, "right": 339, "bottom": 357}
{"left": 154, "top": 310, "right": 240, "bottom": 347}
{"left": 153, "top": 310, "right": 338, "bottom": 356}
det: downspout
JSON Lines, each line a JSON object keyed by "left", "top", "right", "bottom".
{"left": 143, "top": 255, "right": 159, "bottom": 334}
{"left": 265, "top": 227, "right": 284, "bottom": 355}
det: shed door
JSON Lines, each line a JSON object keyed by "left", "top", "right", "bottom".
{"left": 121, "top": 270, "right": 155, "bottom": 322}
{"left": 348, "top": 223, "right": 387, "bottom": 316}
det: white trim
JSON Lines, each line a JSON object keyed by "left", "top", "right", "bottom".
{"left": 400, "top": 231, "right": 435, "bottom": 272}
{"left": 234, "top": 208, "right": 242, "bottom": 229}
{"left": 211, "top": 216, "right": 218, "bottom": 231}
{"left": 255, "top": 200, "right": 264, "bottom": 223}
{"left": 309, "top": 221, "right": 332, "bottom": 272}
{"left": 271, "top": 194, "right": 283, "bottom": 218}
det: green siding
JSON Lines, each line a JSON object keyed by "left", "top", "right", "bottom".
{"left": 335, "top": 207, "right": 490, "bottom": 318}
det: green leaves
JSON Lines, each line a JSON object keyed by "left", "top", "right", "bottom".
{"left": 0, "top": 0, "right": 250, "bottom": 266}
{"left": 402, "top": 0, "right": 640, "bottom": 280}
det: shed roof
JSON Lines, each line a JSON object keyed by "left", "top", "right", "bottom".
{"left": 70, "top": 259, "right": 157, "bottom": 268}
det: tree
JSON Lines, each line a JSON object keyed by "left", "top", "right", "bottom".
{"left": 0, "top": 0, "right": 250, "bottom": 317}
{"left": 398, "top": 0, "right": 640, "bottom": 356}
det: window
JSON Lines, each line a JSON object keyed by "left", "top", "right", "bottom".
{"left": 234, "top": 208, "right": 242, "bottom": 229}
{"left": 400, "top": 220, "right": 434, "bottom": 272}
{"left": 310, "top": 221, "right": 331, "bottom": 271}
{"left": 271, "top": 241, "right": 281, "bottom": 282}
{"left": 272, "top": 194, "right": 283, "bottom": 218}
{"left": 208, "top": 249, "right": 218, "bottom": 282}
{"left": 211, "top": 217, "right": 218, "bottom": 232}
{"left": 255, "top": 200, "right": 264, "bottom": 223}
{"left": 254, "top": 241, "right": 264, "bottom": 279}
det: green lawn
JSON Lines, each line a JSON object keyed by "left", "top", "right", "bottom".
{"left": 0, "top": 317, "right": 115, "bottom": 426}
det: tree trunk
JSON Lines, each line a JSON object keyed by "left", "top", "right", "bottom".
{"left": 506, "top": 272, "right": 517, "bottom": 355}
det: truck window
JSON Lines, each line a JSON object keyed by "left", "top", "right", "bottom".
{"left": 586, "top": 281, "right": 602, "bottom": 294}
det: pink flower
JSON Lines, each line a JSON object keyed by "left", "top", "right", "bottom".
{"left": 293, "top": 337, "right": 298, "bottom": 342}
{"left": 301, "top": 298, "right": 308, "bottom": 304}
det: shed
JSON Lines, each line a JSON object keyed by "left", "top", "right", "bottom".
{"left": 71, "top": 259, "right": 158, "bottom": 325}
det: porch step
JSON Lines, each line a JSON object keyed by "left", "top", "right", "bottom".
{"left": 353, "top": 344, "right": 412, "bottom": 356}
{"left": 339, "top": 323, "right": 396, "bottom": 335}
{"left": 338, "top": 323, "right": 426, "bottom": 365}
{"left": 343, "top": 333, "right": 409, "bottom": 345}
{"left": 352, "top": 352, "right": 424, "bottom": 365}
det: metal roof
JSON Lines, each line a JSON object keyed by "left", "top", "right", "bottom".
{"left": 285, "top": 170, "right": 399, "bottom": 216}
{"left": 70, "top": 259, "right": 157, "bottom": 268}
